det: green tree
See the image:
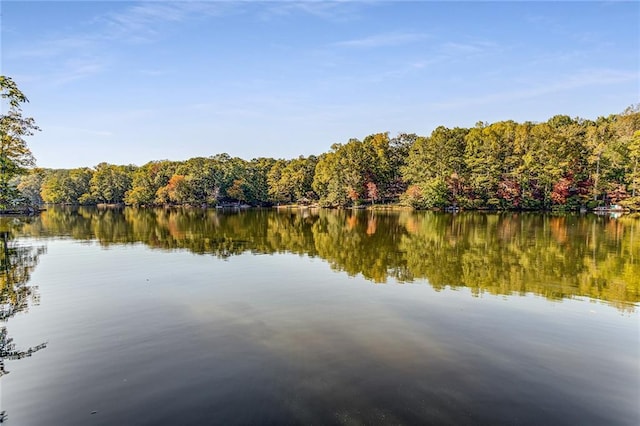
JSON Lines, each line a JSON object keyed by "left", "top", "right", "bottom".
{"left": 40, "top": 168, "right": 93, "bottom": 204}
{"left": 586, "top": 116, "right": 615, "bottom": 201}
{"left": 313, "top": 150, "right": 346, "bottom": 206}
{"left": 386, "top": 133, "right": 416, "bottom": 200}
{"left": 464, "top": 121, "right": 517, "bottom": 207}
{"left": 90, "top": 163, "right": 135, "bottom": 204}
{"left": 361, "top": 133, "right": 392, "bottom": 196}
{"left": 226, "top": 178, "right": 248, "bottom": 203}
{"left": 246, "top": 157, "right": 277, "bottom": 205}
{"left": 15, "top": 168, "right": 45, "bottom": 206}
{"left": 174, "top": 157, "right": 226, "bottom": 206}
{"left": 401, "top": 127, "right": 468, "bottom": 208}
{"left": 267, "top": 159, "right": 288, "bottom": 203}
{"left": 268, "top": 156, "right": 317, "bottom": 204}
{"left": 611, "top": 107, "right": 640, "bottom": 207}
{"left": 313, "top": 138, "right": 383, "bottom": 207}
{"left": 40, "top": 170, "right": 69, "bottom": 204}
{"left": 125, "top": 161, "right": 177, "bottom": 206}
{"left": 211, "top": 154, "right": 251, "bottom": 203}
{"left": 0, "top": 76, "right": 40, "bottom": 209}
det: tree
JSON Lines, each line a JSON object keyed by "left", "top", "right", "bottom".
{"left": 362, "top": 132, "right": 392, "bottom": 196}
{"left": 226, "top": 178, "right": 248, "bottom": 203}
{"left": 40, "top": 168, "right": 93, "bottom": 204}
{"left": 125, "top": 161, "right": 177, "bottom": 206}
{"left": 629, "top": 131, "right": 640, "bottom": 198}
{"left": 464, "top": 121, "right": 517, "bottom": 205}
{"left": 0, "top": 76, "right": 40, "bottom": 209}
{"left": 612, "top": 107, "right": 640, "bottom": 201}
{"left": 386, "top": 133, "right": 416, "bottom": 200}
{"left": 401, "top": 127, "right": 468, "bottom": 208}
{"left": 267, "top": 159, "right": 288, "bottom": 203}
{"left": 15, "top": 168, "right": 45, "bottom": 206}
{"left": 90, "top": 163, "right": 135, "bottom": 204}
{"left": 156, "top": 174, "right": 192, "bottom": 204}
{"left": 246, "top": 157, "right": 277, "bottom": 205}
{"left": 268, "top": 156, "right": 317, "bottom": 204}
{"left": 312, "top": 138, "right": 384, "bottom": 207}
{"left": 366, "top": 181, "right": 378, "bottom": 205}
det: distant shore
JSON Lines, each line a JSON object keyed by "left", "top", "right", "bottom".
{"left": 10, "top": 203, "right": 635, "bottom": 214}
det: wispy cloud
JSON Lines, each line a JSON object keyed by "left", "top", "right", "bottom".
{"left": 431, "top": 69, "right": 638, "bottom": 110}
{"left": 256, "top": 1, "right": 362, "bottom": 22}
{"left": 11, "top": 36, "right": 95, "bottom": 59}
{"left": 8, "top": 2, "right": 234, "bottom": 85}
{"left": 350, "top": 38, "right": 499, "bottom": 83}
{"left": 334, "top": 32, "right": 429, "bottom": 48}
{"left": 53, "top": 57, "right": 109, "bottom": 85}
{"left": 442, "top": 41, "right": 496, "bottom": 55}
{"left": 48, "top": 126, "right": 113, "bottom": 137}
{"left": 137, "top": 69, "right": 171, "bottom": 77}
{"left": 100, "top": 1, "right": 236, "bottom": 42}
{"left": 411, "top": 58, "right": 444, "bottom": 69}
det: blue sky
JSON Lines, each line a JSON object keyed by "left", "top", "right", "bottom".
{"left": 2, "top": 1, "right": 638, "bottom": 169}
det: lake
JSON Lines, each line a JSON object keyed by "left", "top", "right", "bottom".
{"left": 1, "top": 207, "right": 638, "bottom": 425}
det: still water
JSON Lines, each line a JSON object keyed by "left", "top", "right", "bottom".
{"left": 1, "top": 207, "right": 638, "bottom": 425}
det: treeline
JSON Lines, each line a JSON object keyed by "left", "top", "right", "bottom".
{"left": 13, "top": 108, "right": 640, "bottom": 210}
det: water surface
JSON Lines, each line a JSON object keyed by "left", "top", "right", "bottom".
{"left": 1, "top": 207, "right": 638, "bottom": 425}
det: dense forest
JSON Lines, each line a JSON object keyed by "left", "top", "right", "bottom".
{"left": 3, "top": 76, "right": 639, "bottom": 210}
{"left": 13, "top": 107, "right": 640, "bottom": 211}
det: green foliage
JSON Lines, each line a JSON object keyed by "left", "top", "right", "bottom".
{"left": 3, "top": 79, "right": 636, "bottom": 212}
{"left": 90, "top": 163, "right": 135, "bottom": 204}
{"left": 313, "top": 151, "right": 346, "bottom": 206}
{"left": 619, "top": 197, "right": 640, "bottom": 210}
{"left": 402, "top": 127, "right": 469, "bottom": 208}
{"left": 312, "top": 134, "right": 398, "bottom": 207}
{"left": 40, "top": 168, "right": 93, "bottom": 204}
{"left": 268, "top": 156, "right": 317, "bottom": 204}
{"left": 400, "top": 179, "right": 448, "bottom": 209}
{"left": 397, "top": 110, "right": 640, "bottom": 210}
{"left": 15, "top": 169, "right": 45, "bottom": 206}
{"left": 0, "top": 76, "right": 39, "bottom": 209}
{"left": 125, "top": 161, "right": 177, "bottom": 206}
{"left": 246, "top": 157, "right": 277, "bottom": 205}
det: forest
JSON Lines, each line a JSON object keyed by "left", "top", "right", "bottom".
{"left": 3, "top": 76, "right": 640, "bottom": 211}
{"left": 11, "top": 107, "right": 640, "bottom": 211}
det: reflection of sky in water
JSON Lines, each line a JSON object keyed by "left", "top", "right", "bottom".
{"left": 3, "top": 240, "right": 639, "bottom": 425}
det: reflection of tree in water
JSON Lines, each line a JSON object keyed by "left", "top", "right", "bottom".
{"left": 0, "top": 328, "right": 47, "bottom": 376}
{"left": 17, "top": 207, "right": 640, "bottom": 310}
{"left": 0, "top": 223, "right": 48, "bottom": 422}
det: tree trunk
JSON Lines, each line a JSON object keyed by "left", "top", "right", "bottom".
{"left": 633, "top": 158, "right": 637, "bottom": 198}
{"left": 593, "top": 155, "right": 601, "bottom": 201}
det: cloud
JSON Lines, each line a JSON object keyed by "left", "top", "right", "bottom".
{"left": 8, "top": 2, "right": 232, "bottom": 85}
{"left": 52, "top": 57, "right": 109, "bottom": 85}
{"left": 442, "top": 41, "right": 496, "bottom": 55}
{"left": 431, "top": 69, "right": 638, "bottom": 110}
{"left": 10, "top": 36, "right": 96, "bottom": 59}
{"left": 256, "top": 1, "right": 362, "bottom": 22}
{"left": 47, "top": 126, "right": 113, "bottom": 137}
{"left": 100, "top": 1, "right": 237, "bottom": 41}
{"left": 137, "top": 69, "right": 171, "bottom": 77}
{"left": 334, "top": 32, "right": 429, "bottom": 48}
{"left": 341, "top": 38, "right": 498, "bottom": 83}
